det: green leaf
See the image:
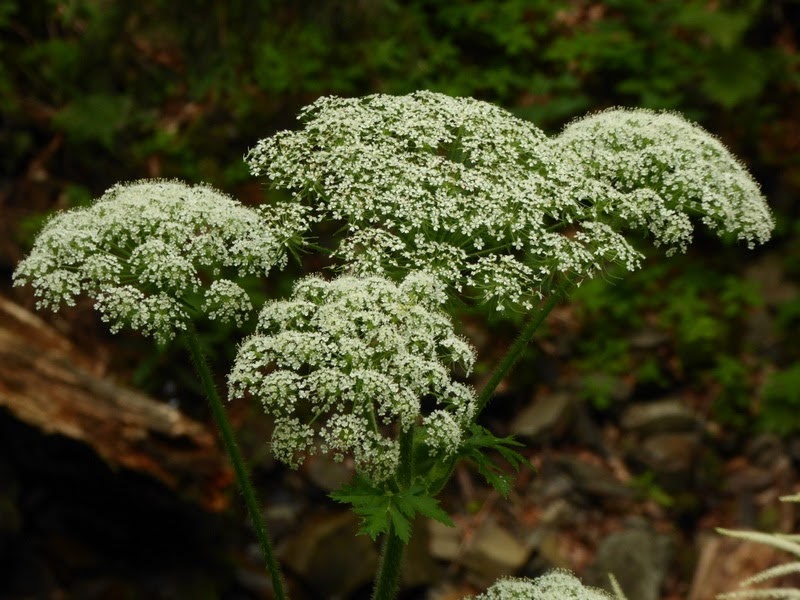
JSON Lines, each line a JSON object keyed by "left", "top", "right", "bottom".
{"left": 458, "top": 424, "right": 534, "bottom": 497}
{"left": 404, "top": 490, "right": 454, "bottom": 527}
{"left": 330, "top": 477, "right": 453, "bottom": 542}
{"left": 388, "top": 505, "right": 412, "bottom": 541}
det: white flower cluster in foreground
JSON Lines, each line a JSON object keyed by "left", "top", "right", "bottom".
{"left": 472, "top": 571, "right": 617, "bottom": 600}
{"left": 247, "top": 91, "right": 772, "bottom": 310}
{"left": 228, "top": 271, "right": 477, "bottom": 482}
{"left": 14, "top": 180, "right": 295, "bottom": 343}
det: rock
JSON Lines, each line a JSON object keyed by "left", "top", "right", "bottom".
{"left": 629, "top": 327, "right": 670, "bottom": 349}
{"left": 428, "top": 518, "right": 461, "bottom": 562}
{"left": 510, "top": 392, "right": 574, "bottom": 441}
{"left": 402, "top": 519, "right": 442, "bottom": 588}
{"left": 635, "top": 432, "right": 699, "bottom": 474}
{"left": 522, "top": 526, "right": 572, "bottom": 576}
{"left": 460, "top": 518, "right": 531, "bottom": 582}
{"left": 745, "top": 434, "right": 784, "bottom": 469}
{"left": 282, "top": 511, "right": 378, "bottom": 598}
{"left": 724, "top": 466, "right": 775, "bottom": 495}
{"left": 553, "top": 456, "right": 635, "bottom": 502}
{"left": 305, "top": 454, "right": 353, "bottom": 492}
{"left": 583, "top": 520, "right": 672, "bottom": 600}
{"left": 620, "top": 399, "right": 699, "bottom": 434}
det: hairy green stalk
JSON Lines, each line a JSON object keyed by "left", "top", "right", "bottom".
{"left": 372, "top": 522, "right": 406, "bottom": 600}
{"left": 184, "top": 327, "right": 287, "bottom": 600}
{"left": 372, "top": 428, "right": 415, "bottom": 600}
{"left": 475, "top": 291, "right": 563, "bottom": 415}
{"left": 371, "top": 295, "right": 564, "bottom": 598}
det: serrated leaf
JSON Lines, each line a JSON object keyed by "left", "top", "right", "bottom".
{"left": 388, "top": 505, "right": 412, "bottom": 542}
{"left": 459, "top": 424, "right": 533, "bottom": 497}
{"left": 405, "top": 492, "right": 454, "bottom": 527}
{"left": 330, "top": 478, "right": 455, "bottom": 541}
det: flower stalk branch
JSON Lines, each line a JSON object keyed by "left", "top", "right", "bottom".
{"left": 475, "top": 290, "right": 564, "bottom": 415}
{"left": 184, "top": 327, "right": 287, "bottom": 600}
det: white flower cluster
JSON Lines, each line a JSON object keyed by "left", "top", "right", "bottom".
{"left": 228, "top": 271, "right": 477, "bottom": 482}
{"left": 473, "top": 571, "right": 616, "bottom": 600}
{"left": 246, "top": 92, "right": 772, "bottom": 310}
{"left": 13, "top": 179, "right": 295, "bottom": 343}
{"left": 555, "top": 108, "right": 773, "bottom": 254}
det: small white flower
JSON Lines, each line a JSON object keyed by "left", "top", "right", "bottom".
{"left": 14, "top": 179, "right": 302, "bottom": 341}
{"left": 228, "top": 271, "right": 477, "bottom": 482}
{"left": 472, "top": 570, "right": 616, "bottom": 600}
{"left": 555, "top": 108, "right": 773, "bottom": 252}
{"left": 203, "top": 279, "right": 253, "bottom": 326}
{"left": 247, "top": 92, "right": 772, "bottom": 310}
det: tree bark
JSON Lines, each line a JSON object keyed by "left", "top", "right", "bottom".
{"left": 0, "top": 295, "right": 230, "bottom": 511}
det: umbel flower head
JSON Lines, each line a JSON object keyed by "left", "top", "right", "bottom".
{"left": 555, "top": 108, "right": 774, "bottom": 255}
{"left": 14, "top": 179, "right": 298, "bottom": 343}
{"left": 472, "top": 571, "right": 617, "bottom": 600}
{"left": 247, "top": 91, "right": 772, "bottom": 310}
{"left": 228, "top": 271, "right": 477, "bottom": 483}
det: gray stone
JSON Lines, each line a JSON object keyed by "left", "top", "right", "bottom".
{"left": 511, "top": 392, "right": 574, "bottom": 441}
{"left": 402, "top": 519, "right": 442, "bottom": 587}
{"left": 460, "top": 518, "right": 531, "bottom": 582}
{"left": 636, "top": 432, "right": 699, "bottom": 474}
{"left": 305, "top": 454, "right": 353, "bottom": 492}
{"left": 554, "top": 456, "right": 635, "bottom": 501}
{"left": 621, "top": 399, "right": 699, "bottom": 434}
{"left": 745, "top": 433, "right": 784, "bottom": 469}
{"left": 584, "top": 522, "right": 672, "bottom": 600}
{"left": 282, "top": 511, "right": 378, "bottom": 598}
{"left": 428, "top": 519, "right": 461, "bottom": 562}
{"left": 629, "top": 327, "right": 670, "bottom": 349}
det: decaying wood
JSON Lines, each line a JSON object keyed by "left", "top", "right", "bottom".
{"left": 0, "top": 295, "right": 230, "bottom": 511}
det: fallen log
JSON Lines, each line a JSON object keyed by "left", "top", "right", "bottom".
{"left": 0, "top": 295, "right": 230, "bottom": 511}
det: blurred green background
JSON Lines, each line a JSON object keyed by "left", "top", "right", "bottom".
{"left": 1, "top": 1, "right": 799, "bottom": 598}
{"left": 3, "top": 0, "right": 798, "bottom": 429}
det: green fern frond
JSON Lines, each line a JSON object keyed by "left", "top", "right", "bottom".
{"left": 716, "top": 528, "right": 800, "bottom": 558}
{"left": 716, "top": 494, "right": 800, "bottom": 599}
{"left": 739, "top": 563, "right": 800, "bottom": 588}
{"left": 608, "top": 573, "right": 628, "bottom": 600}
{"left": 717, "top": 589, "right": 800, "bottom": 599}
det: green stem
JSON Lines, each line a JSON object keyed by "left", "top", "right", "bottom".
{"left": 372, "top": 522, "right": 406, "bottom": 600}
{"left": 475, "top": 291, "right": 563, "bottom": 415}
{"left": 373, "top": 292, "right": 563, "bottom": 598}
{"left": 183, "top": 327, "right": 287, "bottom": 600}
{"left": 430, "top": 291, "right": 564, "bottom": 497}
{"left": 372, "top": 428, "right": 415, "bottom": 600}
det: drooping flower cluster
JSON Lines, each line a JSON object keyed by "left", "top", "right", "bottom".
{"left": 473, "top": 571, "right": 617, "bottom": 600}
{"left": 13, "top": 179, "right": 298, "bottom": 343}
{"left": 554, "top": 108, "right": 774, "bottom": 255}
{"left": 228, "top": 271, "right": 477, "bottom": 483}
{"left": 246, "top": 91, "right": 772, "bottom": 310}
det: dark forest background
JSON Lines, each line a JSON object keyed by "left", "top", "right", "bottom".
{"left": 1, "top": 2, "right": 800, "bottom": 599}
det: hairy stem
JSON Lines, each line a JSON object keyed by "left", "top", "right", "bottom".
{"left": 475, "top": 291, "right": 563, "bottom": 415}
{"left": 372, "top": 522, "right": 406, "bottom": 600}
{"left": 430, "top": 291, "right": 563, "bottom": 498}
{"left": 183, "top": 327, "right": 287, "bottom": 600}
{"left": 372, "top": 428, "right": 415, "bottom": 600}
